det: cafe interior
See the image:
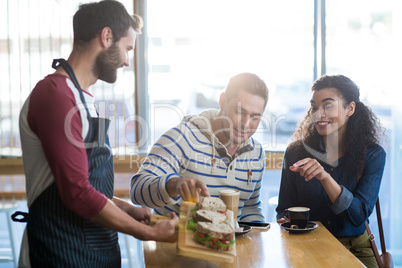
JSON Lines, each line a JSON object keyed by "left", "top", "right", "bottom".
{"left": 1, "top": 0, "right": 401, "bottom": 267}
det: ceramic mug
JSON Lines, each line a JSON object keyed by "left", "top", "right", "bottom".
{"left": 285, "top": 207, "right": 310, "bottom": 229}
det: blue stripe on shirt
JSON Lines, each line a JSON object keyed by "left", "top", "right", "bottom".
{"left": 235, "top": 177, "right": 260, "bottom": 183}
{"left": 140, "top": 177, "right": 152, "bottom": 208}
{"left": 142, "top": 162, "right": 167, "bottom": 174}
{"left": 154, "top": 143, "right": 182, "bottom": 167}
{"left": 235, "top": 166, "right": 265, "bottom": 172}
{"left": 142, "top": 168, "right": 159, "bottom": 177}
{"left": 146, "top": 153, "right": 178, "bottom": 174}
{"left": 181, "top": 124, "right": 212, "bottom": 146}
{"left": 206, "top": 185, "right": 254, "bottom": 194}
{"left": 148, "top": 177, "right": 159, "bottom": 207}
{"left": 131, "top": 174, "right": 153, "bottom": 205}
{"left": 160, "top": 135, "right": 214, "bottom": 167}
{"left": 184, "top": 168, "right": 227, "bottom": 178}
{"left": 170, "top": 128, "right": 216, "bottom": 158}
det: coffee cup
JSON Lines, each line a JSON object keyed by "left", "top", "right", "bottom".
{"left": 285, "top": 207, "right": 310, "bottom": 229}
{"left": 219, "top": 189, "right": 240, "bottom": 225}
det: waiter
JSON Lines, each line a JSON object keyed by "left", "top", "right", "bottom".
{"left": 17, "top": 1, "right": 178, "bottom": 267}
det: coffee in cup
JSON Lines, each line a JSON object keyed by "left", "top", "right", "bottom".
{"left": 219, "top": 189, "right": 240, "bottom": 225}
{"left": 285, "top": 207, "right": 310, "bottom": 229}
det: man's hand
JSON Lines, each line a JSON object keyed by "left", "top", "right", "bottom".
{"left": 126, "top": 206, "right": 151, "bottom": 225}
{"left": 150, "top": 212, "right": 179, "bottom": 243}
{"left": 166, "top": 177, "right": 210, "bottom": 203}
{"left": 112, "top": 197, "right": 151, "bottom": 224}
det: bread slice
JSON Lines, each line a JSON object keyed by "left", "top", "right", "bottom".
{"left": 194, "top": 209, "right": 227, "bottom": 223}
{"left": 199, "top": 197, "right": 227, "bottom": 212}
{"left": 196, "top": 221, "right": 235, "bottom": 241}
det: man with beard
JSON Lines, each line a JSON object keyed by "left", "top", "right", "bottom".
{"left": 131, "top": 73, "right": 268, "bottom": 223}
{"left": 18, "top": 1, "right": 178, "bottom": 267}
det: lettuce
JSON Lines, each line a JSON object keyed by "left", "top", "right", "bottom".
{"left": 187, "top": 217, "right": 197, "bottom": 231}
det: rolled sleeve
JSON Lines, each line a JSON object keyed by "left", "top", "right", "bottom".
{"left": 331, "top": 186, "right": 353, "bottom": 215}
{"left": 159, "top": 173, "right": 182, "bottom": 204}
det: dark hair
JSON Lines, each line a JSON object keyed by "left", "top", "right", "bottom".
{"left": 73, "top": 0, "right": 143, "bottom": 46}
{"left": 290, "top": 74, "right": 384, "bottom": 172}
{"left": 225, "top": 73, "right": 269, "bottom": 107}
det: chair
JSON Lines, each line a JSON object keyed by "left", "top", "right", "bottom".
{"left": 0, "top": 201, "right": 19, "bottom": 268}
{"left": 365, "top": 198, "right": 394, "bottom": 268}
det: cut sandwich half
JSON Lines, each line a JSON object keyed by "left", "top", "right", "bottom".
{"left": 199, "top": 197, "right": 227, "bottom": 213}
{"left": 194, "top": 221, "right": 235, "bottom": 251}
{"left": 194, "top": 209, "right": 227, "bottom": 223}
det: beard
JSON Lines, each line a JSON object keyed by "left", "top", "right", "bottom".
{"left": 93, "top": 42, "right": 122, "bottom": 83}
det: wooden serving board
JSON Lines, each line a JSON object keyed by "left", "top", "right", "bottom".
{"left": 176, "top": 201, "right": 236, "bottom": 263}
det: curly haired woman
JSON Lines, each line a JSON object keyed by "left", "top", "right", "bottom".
{"left": 276, "top": 74, "right": 386, "bottom": 268}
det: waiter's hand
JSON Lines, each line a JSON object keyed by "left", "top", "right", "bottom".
{"left": 112, "top": 197, "right": 151, "bottom": 224}
{"left": 151, "top": 212, "right": 179, "bottom": 243}
{"left": 127, "top": 206, "right": 151, "bottom": 225}
{"left": 166, "top": 177, "right": 210, "bottom": 203}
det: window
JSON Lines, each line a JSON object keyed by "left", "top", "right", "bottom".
{"left": 0, "top": 0, "right": 136, "bottom": 156}
{"left": 326, "top": 0, "right": 402, "bottom": 262}
{"left": 145, "top": 0, "right": 314, "bottom": 150}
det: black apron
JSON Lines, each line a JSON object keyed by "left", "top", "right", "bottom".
{"left": 26, "top": 59, "right": 120, "bottom": 267}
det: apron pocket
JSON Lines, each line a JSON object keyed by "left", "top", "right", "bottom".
{"left": 83, "top": 220, "right": 118, "bottom": 251}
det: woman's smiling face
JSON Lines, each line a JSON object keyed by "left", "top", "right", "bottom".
{"left": 309, "top": 87, "right": 355, "bottom": 137}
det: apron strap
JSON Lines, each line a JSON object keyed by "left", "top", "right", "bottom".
{"left": 52, "top": 58, "right": 92, "bottom": 119}
{"left": 11, "top": 211, "right": 29, "bottom": 222}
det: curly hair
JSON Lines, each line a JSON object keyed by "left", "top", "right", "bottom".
{"left": 289, "top": 74, "right": 385, "bottom": 173}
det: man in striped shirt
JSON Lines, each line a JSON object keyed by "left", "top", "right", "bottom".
{"left": 131, "top": 73, "right": 269, "bottom": 222}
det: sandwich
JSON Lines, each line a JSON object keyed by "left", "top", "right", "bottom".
{"left": 199, "top": 197, "right": 227, "bottom": 213}
{"left": 194, "top": 209, "right": 227, "bottom": 223}
{"left": 194, "top": 221, "right": 235, "bottom": 251}
{"left": 187, "top": 197, "right": 228, "bottom": 231}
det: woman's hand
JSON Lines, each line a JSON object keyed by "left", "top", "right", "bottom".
{"left": 277, "top": 216, "right": 290, "bottom": 224}
{"left": 289, "top": 157, "right": 329, "bottom": 182}
{"left": 290, "top": 158, "right": 342, "bottom": 203}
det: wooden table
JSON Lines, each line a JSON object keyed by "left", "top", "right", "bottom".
{"left": 142, "top": 221, "right": 364, "bottom": 268}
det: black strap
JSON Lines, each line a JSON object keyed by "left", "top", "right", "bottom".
{"left": 11, "top": 211, "right": 29, "bottom": 223}
{"left": 52, "top": 58, "right": 91, "bottom": 119}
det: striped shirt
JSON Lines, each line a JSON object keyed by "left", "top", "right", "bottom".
{"left": 130, "top": 109, "right": 266, "bottom": 222}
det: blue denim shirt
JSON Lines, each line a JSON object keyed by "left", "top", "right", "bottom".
{"left": 276, "top": 144, "right": 386, "bottom": 237}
